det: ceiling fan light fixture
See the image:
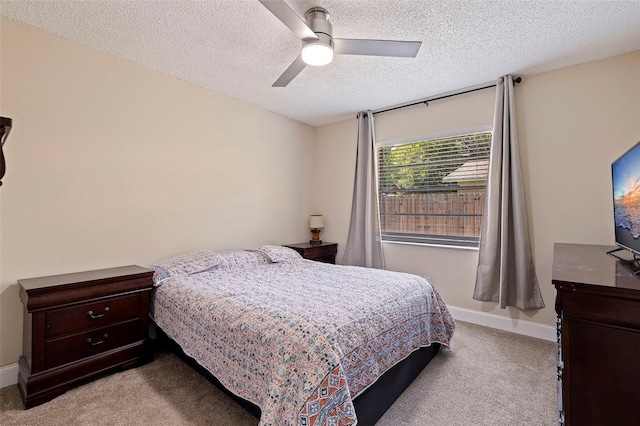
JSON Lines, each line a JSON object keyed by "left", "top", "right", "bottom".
{"left": 301, "top": 42, "right": 333, "bottom": 66}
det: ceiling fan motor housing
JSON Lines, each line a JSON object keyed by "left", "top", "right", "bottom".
{"left": 304, "top": 7, "right": 333, "bottom": 40}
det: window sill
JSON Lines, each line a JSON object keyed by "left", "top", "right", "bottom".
{"left": 382, "top": 240, "right": 480, "bottom": 251}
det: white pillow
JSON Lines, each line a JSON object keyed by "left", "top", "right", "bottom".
{"left": 255, "top": 245, "right": 303, "bottom": 263}
{"left": 151, "top": 250, "right": 222, "bottom": 285}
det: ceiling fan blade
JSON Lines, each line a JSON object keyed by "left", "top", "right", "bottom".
{"left": 333, "top": 39, "right": 422, "bottom": 57}
{"left": 258, "top": 0, "right": 318, "bottom": 41}
{"left": 272, "top": 55, "right": 307, "bottom": 87}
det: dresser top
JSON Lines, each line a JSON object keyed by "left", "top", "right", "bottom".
{"left": 18, "top": 265, "right": 152, "bottom": 293}
{"left": 552, "top": 243, "right": 640, "bottom": 291}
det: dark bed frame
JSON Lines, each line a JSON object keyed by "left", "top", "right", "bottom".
{"left": 153, "top": 323, "right": 441, "bottom": 426}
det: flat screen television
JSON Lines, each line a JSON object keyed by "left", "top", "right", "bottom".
{"left": 611, "top": 140, "right": 640, "bottom": 260}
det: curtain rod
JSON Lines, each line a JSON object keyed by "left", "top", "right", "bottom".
{"left": 371, "top": 76, "right": 522, "bottom": 116}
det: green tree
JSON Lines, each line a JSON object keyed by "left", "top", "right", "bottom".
{"left": 378, "top": 132, "right": 491, "bottom": 195}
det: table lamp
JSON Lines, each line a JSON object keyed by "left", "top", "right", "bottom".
{"left": 309, "top": 215, "right": 324, "bottom": 244}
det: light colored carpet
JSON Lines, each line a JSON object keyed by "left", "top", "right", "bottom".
{"left": 0, "top": 321, "right": 557, "bottom": 425}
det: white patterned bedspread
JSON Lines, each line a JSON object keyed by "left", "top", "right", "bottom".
{"left": 150, "top": 251, "right": 455, "bottom": 426}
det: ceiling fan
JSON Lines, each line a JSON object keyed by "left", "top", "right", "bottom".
{"left": 258, "top": 0, "right": 422, "bottom": 87}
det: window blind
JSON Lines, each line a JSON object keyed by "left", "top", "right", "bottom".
{"left": 377, "top": 131, "right": 491, "bottom": 247}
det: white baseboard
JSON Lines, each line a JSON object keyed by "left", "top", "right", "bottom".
{"left": 447, "top": 305, "right": 556, "bottom": 342}
{"left": 0, "top": 362, "right": 19, "bottom": 388}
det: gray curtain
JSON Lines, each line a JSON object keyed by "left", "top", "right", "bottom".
{"left": 343, "top": 111, "right": 385, "bottom": 269}
{"left": 473, "top": 76, "right": 544, "bottom": 309}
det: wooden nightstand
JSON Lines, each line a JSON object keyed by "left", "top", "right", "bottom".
{"left": 284, "top": 242, "right": 338, "bottom": 264}
{"left": 17, "top": 265, "right": 154, "bottom": 409}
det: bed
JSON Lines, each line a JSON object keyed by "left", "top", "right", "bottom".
{"left": 150, "top": 246, "right": 455, "bottom": 426}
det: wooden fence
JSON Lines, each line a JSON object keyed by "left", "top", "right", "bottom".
{"left": 380, "top": 192, "right": 485, "bottom": 237}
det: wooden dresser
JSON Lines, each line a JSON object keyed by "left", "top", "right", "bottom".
{"left": 18, "top": 265, "right": 154, "bottom": 408}
{"left": 283, "top": 242, "right": 338, "bottom": 264}
{"left": 552, "top": 243, "right": 640, "bottom": 426}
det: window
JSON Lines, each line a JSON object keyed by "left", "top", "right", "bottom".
{"left": 377, "top": 131, "right": 492, "bottom": 247}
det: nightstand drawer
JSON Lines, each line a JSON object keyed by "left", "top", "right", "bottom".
{"left": 312, "top": 253, "right": 336, "bottom": 263}
{"left": 284, "top": 242, "right": 338, "bottom": 264}
{"left": 46, "top": 293, "right": 141, "bottom": 338}
{"left": 45, "top": 319, "right": 142, "bottom": 369}
{"left": 304, "top": 245, "right": 336, "bottom": 258}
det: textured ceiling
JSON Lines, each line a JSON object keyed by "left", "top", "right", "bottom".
{"left": 1, "top": 0, "right": 639, "bottom": 126}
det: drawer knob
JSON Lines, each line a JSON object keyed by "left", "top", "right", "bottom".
{"left": 86, "top": 307, "right": 110, "bottom": 319}
{"left": 86, "top": 334, "right": 109, "bottom": 346}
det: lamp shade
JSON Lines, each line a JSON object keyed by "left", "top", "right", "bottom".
{"left": 309, "top": 215, "right": 324, "bottom": 229}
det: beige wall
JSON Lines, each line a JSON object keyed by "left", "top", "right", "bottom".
{"left": 518, "top": 51, "right": 640, "bottom": 324}
{"left": 316, "top": 51, "right": 640, "bottom": 327}
{"left": 0, "top": 18, "right": 315, "bottom": 366}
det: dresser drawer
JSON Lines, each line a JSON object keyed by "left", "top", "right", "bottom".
{"left": 45, "top": 319, "right": 142, "bottom": 369}
{"left": 46, "top": 293, "right": 141, "bottom": 338}
{"left": 563, "top": 290, "right": 640, "bottom": 329}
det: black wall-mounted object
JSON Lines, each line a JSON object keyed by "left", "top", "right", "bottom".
{"left": 0, "top": 116, "right": 13, "bottom": 187}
